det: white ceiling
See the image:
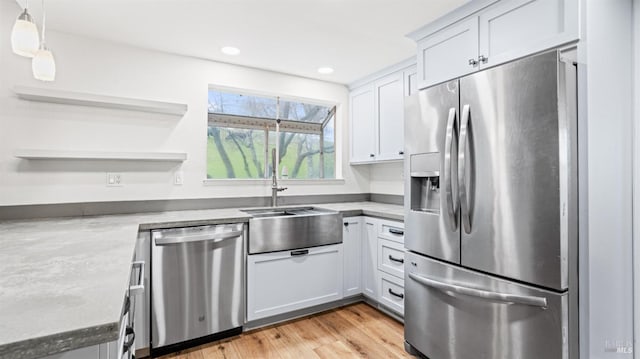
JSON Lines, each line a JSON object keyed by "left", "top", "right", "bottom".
{"left": 14, "top": 0, "right": 468, "bottom": 84}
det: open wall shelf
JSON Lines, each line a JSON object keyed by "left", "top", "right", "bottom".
{"left": 13, "top": 86, "right": 188, "bottom": 116}
{"left": 14, "top": 149, "right": 187, "bottom": 162}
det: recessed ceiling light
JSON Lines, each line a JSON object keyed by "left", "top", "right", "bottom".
{"left": 317, "top": 67, "right": 334, "bottom": 74}
{"left": 221, "top": 46, "right": 240, "bottom": 55}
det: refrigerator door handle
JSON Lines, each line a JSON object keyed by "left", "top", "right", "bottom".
{"left": 444, "top": 107, "right": 458, "bottom": 231}
{"left": 408, "top": 272, "right": 548, "bottom": 308}
{"left": 458, "top": 104, "right": 472, "bottom": 234}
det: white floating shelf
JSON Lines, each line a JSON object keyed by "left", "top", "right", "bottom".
{"left": 15, "top": 149, "right": 187, "bottom": 162}
{"left": 13, "top": 86, "right": 188, "bottom": 116}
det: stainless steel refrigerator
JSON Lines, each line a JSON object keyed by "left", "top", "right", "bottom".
{"left": 403, "top": 49, "right": 579, "bottom": 359}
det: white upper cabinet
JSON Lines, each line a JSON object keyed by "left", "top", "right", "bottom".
{"left": 416, "top": 16, "right": 479, "bottom": 90}
{"left": 404, "top": 66, "right": 418, "bottom": 97}
{"left": 412, "top": 0, "right": 579, "bottom": 89}
{"left": 350, "top": 85, "right": 377, "bottom": 163}
{"left": 349, "top": 61, "right": 415, "bottom": 164}
{"left": 478, "top": 0, "right": 579, "bottom": 68}
{"left": 375, "top": 72, "right": 405, "bottom": 161}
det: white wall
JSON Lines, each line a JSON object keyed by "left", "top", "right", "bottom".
{"left": 0, "top": 1, "right": 374, "bottom": 206}
{"left": 369, "top": 162, "right": 404, "bottom": 195}
{"left": 579, "top": 0, "right": 634, "bottom": 356}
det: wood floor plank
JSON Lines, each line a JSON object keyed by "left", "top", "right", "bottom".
{"left": 261, "top": 325, "right": 322, "bottom": 359}
{"left": 312, "top": 309, "right": 401, "bottom": 358}
{"left": 337, "top": 305, "right": 408, "bottom": 357}
{"left": 313, "top": 340, "right": 357, "bottom": 359}
{"left": 158, "top": 303, "right": 407, "bottom": 359}
{"left": 199, "top": 337, "right": 243, "bottom": 359}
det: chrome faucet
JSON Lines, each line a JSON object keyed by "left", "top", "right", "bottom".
{"left": 271, "top": 148, "right": 287, "bottom": 207}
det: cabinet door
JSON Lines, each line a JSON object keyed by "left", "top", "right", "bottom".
{"left": 362, "top": 218, "right": 379, "bottom": 300}
{"left": 247, "top": 244, "right": 343, "bottom": 321}
{"left": 478, "top": 0, "right": 579, "bottom": 68}
{"left": 375, "top": 72, "right": 405, "bottom": 161}
{"left": 349, "top": 85, "right": 376, "bottom": 163}
{"left": 416, "top": 16, "right": 479, "bottom": 89}
{"left": 343, "top": 217, "right": 363, "bottom": 297}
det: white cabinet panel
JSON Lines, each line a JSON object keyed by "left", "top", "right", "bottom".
{"left": 404, "top": 67, "right": 418, "bottom": 97}
{"left": 379, "top": 273, "right": 405, "bottom": 316}
{"left": 343, "top": 217, "right": 363, "bottom": 297}
{"left": 375, "top": 73, "right": 405, "bottom": 161}
{"left": 378, "top": 219, "right": 405, "bottom": 244}
{"left": 247, "top": 244, "right": 343, "bottom": 321}
{"left": 133, "top": 232, "right": 149, "bottom": 354}
{"left": 417, "top": 16, "right": 479, "bottom": 89}
{"left": 362, "top": 219, "right": 379, "bottom": 300}
{"left": 42, "top": 342, "right": 117, "bottom": 359}
{"left": 349, "top": 85, "right": 376, "bottom": 163}
{"left": 378, "top": 239, "right": 405, "bottom": 279}
{"left": 479, "top": 0, "right": 579, "bottom": 68}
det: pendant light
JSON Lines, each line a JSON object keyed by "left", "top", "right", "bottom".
{"left": 32, "top": 0, "right": 55, "bottom": 82}
{"left": 11, "top": 0, "right": 40, "bottom": 57}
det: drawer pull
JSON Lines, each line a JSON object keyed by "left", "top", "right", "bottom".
{"left": 388, "top": 255, "right": 404, "bottom": 264}
{"left": 388, "top": 288, "right": 404, "bottom": 299}
{"left": 130, "top": 261, "right": 145, "bottom": 295}
{"left": 122, "top": 326, "right": 135, "bottom": 354}
{"left": 408, "top": 273, "right": 548, "bottom": 308}
{"left": 388, "top": 228, "right": 404, "bottom": 236}
{"left": 291, "top": 249, "right": 309, "bottom": 256}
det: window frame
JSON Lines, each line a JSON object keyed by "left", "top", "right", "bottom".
{"left": 205, "top": 85, "right": 338, "bottom": 181}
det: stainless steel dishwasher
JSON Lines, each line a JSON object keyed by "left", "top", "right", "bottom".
{"left": 150, "top": 223, "right": 245, "bottom": 356}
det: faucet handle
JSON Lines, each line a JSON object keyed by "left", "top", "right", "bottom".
{"left": 278, "top": 187, "right": 288, "bottom": 192}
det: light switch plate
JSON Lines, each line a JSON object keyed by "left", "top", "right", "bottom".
{"left": 174, "top": 171, "right": 184, "bottom": 185}
{"left": 106, "top": 173, "right": 123, "bottom": 187}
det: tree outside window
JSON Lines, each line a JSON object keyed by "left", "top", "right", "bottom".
{"left": 207, "top": 89, "right": 336, "bottom": 180}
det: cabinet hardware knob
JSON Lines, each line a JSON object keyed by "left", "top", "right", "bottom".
{"left": 343, "top": 222, "right": 349, "bottom": 227}
{"left": 468, "top": 58, "right": 478, "bottom": 67}
{"left": 478, "top": 55, "right": 488, "bottom": 64}
{"left": 369, "top": 153, "right": 375, "bottom": 158}
{"left": 399, "top": 151, "right": 404, "bottom": 155}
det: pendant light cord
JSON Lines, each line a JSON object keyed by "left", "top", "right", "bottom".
{"left": 41, "top": 0, "right": 46, "bottom": 46}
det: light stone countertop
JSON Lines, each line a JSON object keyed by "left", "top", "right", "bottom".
{"left": 0, "top": 201, "right": 403, "bottom": 359}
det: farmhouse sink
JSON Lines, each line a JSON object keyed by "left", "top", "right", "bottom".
{"left": 242, "top": 207, "right": 343, "bottom": 254}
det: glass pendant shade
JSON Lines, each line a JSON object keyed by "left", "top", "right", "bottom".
{"left": 11, "top": 9, "right": 40, "bottom": 58}
{"left": 32, "top": 46, "right": 56, "bottom": 81}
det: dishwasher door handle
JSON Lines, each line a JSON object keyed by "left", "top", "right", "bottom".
{"left": 155, "top": 230, "right": 244, "bottom": 245}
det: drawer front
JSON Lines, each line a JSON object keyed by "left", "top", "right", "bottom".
{"left": 378, "top": 239, "right": 405, "bottom": 279}
{"left": 379, "top": 272, "right": 405, "bottom": 316}
{"left": 378, "top": 219, "right": 405, "bottom": 244}
{"left": 247, "top": 244, "right": 344, "bottom": 321}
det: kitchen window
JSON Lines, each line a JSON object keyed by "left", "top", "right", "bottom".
{"left": 207, "top": 89, "right": 336, "bottom": 180}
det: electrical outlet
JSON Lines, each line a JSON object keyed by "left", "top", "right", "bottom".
{"left": 106, "top": 173, "right": 123, "bottom": 187}
{"left": 174, "top": 171, "right": 184, "bottom": 185}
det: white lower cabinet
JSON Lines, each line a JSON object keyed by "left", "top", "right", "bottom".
{"left": 343, "top": 217, "right": 363, "bottom": 297}
{"left": 362, "top": 219, "right": 379, "bottom": 300}
{"left": 247, "top": 244, "right": 344, "bottom": 321}
{"left": 379, "top": 272, "right": 405, "bottom": 315}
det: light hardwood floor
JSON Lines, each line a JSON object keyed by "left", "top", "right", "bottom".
{"left": 159, "top": 303, "right": 411, "bottom": 359}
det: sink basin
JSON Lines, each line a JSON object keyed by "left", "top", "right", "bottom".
{"left": 242, "top": 207, "right": 343, "bottom": 254}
